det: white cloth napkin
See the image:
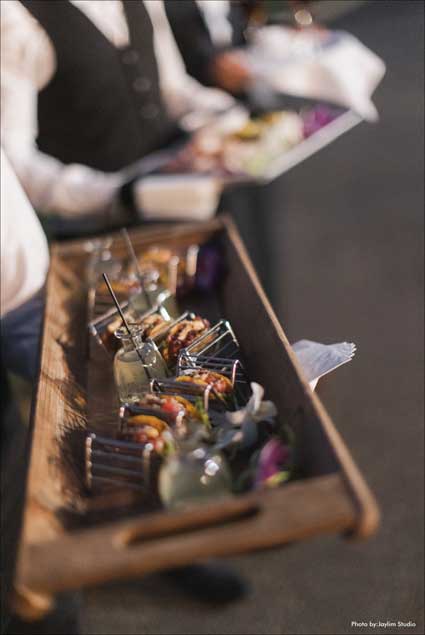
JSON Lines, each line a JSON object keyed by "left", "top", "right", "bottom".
{"left": 245, "top": 27, "right": 386, "bottom": 121}
{"left": 292, "top": 339, "right": 357, "bottom": 390}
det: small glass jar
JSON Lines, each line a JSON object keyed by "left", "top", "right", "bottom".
{"left": 92, "top": 238, "right": 123, "bottom": 279}
{"left": 87, "top": 238, "right": 123, "bottom": 288}
{"left": 113, "top": 325, "right": 166, "bottom": 403}
{"left": 128, "top": 269, "right": 158, "bottom": 315}
{"left": 158, "top": 443, "right": 232, "bottom": 510}
{"left": 129, "top": 269, "right": 179, "bottom": 319}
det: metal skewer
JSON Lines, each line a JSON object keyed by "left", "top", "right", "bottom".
{"left": 102, "top": 273, "right": 152, "bottom": 381}
{"left": 121, "top": 228, "right": 152, "bottom": 309}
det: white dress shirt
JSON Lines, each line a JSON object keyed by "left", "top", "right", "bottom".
{"left": 196, "top": 0, "right": 233, "bottom": 47}
{"left": 0, "top": 0, "right": 232, "bottom": 219}
{"left": 0, "top": 148, "right": 49, "bottom": 317}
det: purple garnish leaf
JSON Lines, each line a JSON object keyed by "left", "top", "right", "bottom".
{"left": 255, "top": 437, "right": 292, "bottom": 488}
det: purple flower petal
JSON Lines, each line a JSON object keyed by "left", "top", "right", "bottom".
{"left": 256, "top": 438, "right": 291, "bottom": 487}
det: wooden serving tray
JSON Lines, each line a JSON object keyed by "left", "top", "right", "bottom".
{"left": 14, "top": 216, "right": 379, "bottom": 614}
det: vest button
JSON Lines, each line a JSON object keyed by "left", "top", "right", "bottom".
{"left": 133, "top": 77, "right": 151, "bottom": 93}
{"left": 122, "top": 50, "right": 139, "bottom": 65}
{"left": 139, "top": 104, "right": 159, "bottom": 119}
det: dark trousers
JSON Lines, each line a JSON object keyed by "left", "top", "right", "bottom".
{"left": 0, "top": 289, "right": 45, "bottom": 382}
{"left": 1, "top": 290, "right": 44, "bottom": 631}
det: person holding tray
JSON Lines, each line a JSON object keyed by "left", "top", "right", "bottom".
{"left": 164, "top": 0, "right": 255, "bottom": 95}
{"left": 0, "top": 0, "right": 229, "bottom": 237}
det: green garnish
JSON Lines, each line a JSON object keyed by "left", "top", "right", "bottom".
{"left": 265, "top": 471, "right": 290, "bottom": 488}
{"left": 194, "top": 398, "right": 212, "bottom": 430}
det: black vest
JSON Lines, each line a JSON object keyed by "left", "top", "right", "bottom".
{"left": 19, "top": 0, "right": 176, "bottom": 171}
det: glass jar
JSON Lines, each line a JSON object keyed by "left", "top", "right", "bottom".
{"left": 158, "top": 443, "right": 232, "bottom": 510}
{"left": 91, "top": 238, "right": 123, "bottom": 280}
{"left": 113, "top": 325, "right": 166, "bottom": 403}
{"left": 86, "top": 238, "right": 123, "bottom": 288}
{"left": 128, "top": 269, "right": 158, "bottom": 315}
{"left": 129, "top": 269, "right": 179, "bottom": 319}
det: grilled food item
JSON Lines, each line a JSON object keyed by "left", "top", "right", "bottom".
{"left": 129, "top": 394, "right": 201, "bottom": 426}
{"left": 140, "top": 313, "right": 168, "bottom": 339}
{"left": 136, "top": 247, "right": 182, "bottom": 289}
{"left": 118, "top": 413, "right": 171, "bottom": 446}
{"left": 139, "top": 394, "right": 201, "bottom": 423}
{"left": 119, "top": 425, "right": 173, "bottom": 454}
{"left": 99, "top": 314, "right": 124, "bottom": 350}
{"left": 98, "top": 311, "right": 167, "bottom": 350}
{"left": 176, "top": 370, "right": 233, "bottom": 397}
{"left": 162, "top": 317, "right": 210, "bottom": 365}
{"left": 118, "top": 393, "right": 205, "bottom": 449}
{"left": 119, "top": 399, "right": 172, "bottom": 449}
{"left": 96, "top": 277, "right": 140, "bottom": 298}
{"left": 96, "top": 309, "right": 137, "bottom": 353}
{"left": 127, "top": 414, "right": 170, "bottom": 432}
{"left": 139, "top": 246, "right": 174, "bottom": 267}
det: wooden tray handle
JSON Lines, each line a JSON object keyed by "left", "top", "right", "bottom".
{"left": 16, "top": 474, "right": 358, "bottom": 603}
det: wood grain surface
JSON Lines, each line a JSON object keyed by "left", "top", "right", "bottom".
{"left": 14, "top": 217, "right": 379, "bottom": 607}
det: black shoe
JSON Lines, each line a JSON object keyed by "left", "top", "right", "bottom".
{"left": 164, "top": 562, "right": 249, "bottom": 604}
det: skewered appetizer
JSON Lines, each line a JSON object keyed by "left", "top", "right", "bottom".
{"left": 162, "top": 317, "right": 210, "bottom": 365}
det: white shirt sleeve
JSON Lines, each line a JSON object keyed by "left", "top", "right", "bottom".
{"left": 0, "top": 1, "right": 124, "bottom": 218}
{"left": 0, "top": 148, "right": 50, "bottom": 317}
{"left": 144, "top": 0, "right": 234, "bottom": 120}
{"left": 195, "top": 0, "right": 233, "bottom": 47}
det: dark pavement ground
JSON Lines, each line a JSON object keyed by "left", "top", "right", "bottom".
{"left": 68, "top": 2, "right": 424, "bottom": 633}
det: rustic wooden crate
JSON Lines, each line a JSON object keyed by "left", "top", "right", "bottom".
{"left": 13, "top": 216, "right": 379, "bottom": 613}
